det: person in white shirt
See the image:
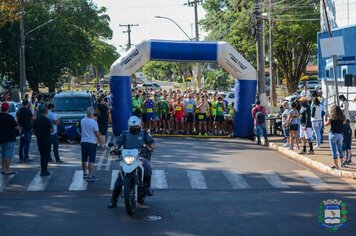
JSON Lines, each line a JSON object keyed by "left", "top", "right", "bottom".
{"left": 311, "top": 96, "right": 323, "bottom": 148}
{"left": 80, "top": 107, "right": 103, "bottom": 182}
{"left": 300, "top": 83, "right": 311, "bottom": 101}
{"left": 47, "top": 104, "right": 63, "bottom": 163}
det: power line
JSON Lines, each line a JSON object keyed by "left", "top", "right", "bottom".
{"left": 119, "top": 24, "right": 139, "bottom": 51}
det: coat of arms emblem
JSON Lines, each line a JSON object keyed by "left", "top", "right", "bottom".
{"left": 319, "top": 199, "right": 347, "bottom": 231}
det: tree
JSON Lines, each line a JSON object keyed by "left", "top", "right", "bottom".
{"left": 201, "top": 0, "right": 320, "bottom": 93}
{"left": 273, "top": 0, "right": 320, "bottom": 93}
{"left": 204, "top": 69, "right": 231, "bottom": 90}
{"left": 0, "top": 0, "right": 117, "bottom": 92}
{"left": 142, "top": 61, "right": 193, "bottom": 82}
{"left": 0, "top": 0, "right": 21, "bottom": 28}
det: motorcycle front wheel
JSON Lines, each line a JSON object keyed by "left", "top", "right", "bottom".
{"left": 124, "top": 175, "right": 136, "bottom": 216}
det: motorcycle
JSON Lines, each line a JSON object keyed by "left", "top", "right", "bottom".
{"left": 108, "top": 143, "right": 152, "bottom": 216}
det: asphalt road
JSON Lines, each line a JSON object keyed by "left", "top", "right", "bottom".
{"left": 0, "top": 135, "right": 355, "bottom": 236}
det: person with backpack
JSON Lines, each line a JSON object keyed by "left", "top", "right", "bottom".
{"left": 252, "top": 100, "right": 268, "bottom": 146}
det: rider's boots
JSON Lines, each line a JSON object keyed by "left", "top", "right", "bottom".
{"left": 144, "top": 176, "right": 154, "bottom": 196}
{"left": 108, "top": 185, "right": 121, "bottom": 208}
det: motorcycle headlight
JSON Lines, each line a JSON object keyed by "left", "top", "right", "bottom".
{"left": 123, "top": 156, "right": 136, "bottom": 165}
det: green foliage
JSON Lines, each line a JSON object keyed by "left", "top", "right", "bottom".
{"left": 0, "top": 0, "right": 21, "bottom": 28}
{"left": 204, "top": 69, "right": 231, "bottom": 90}
{"left": 0, "top": 0, "right": 117, "bottom": 92}
{"left": 142, "top": 61, "right": 193, "bottom": 81}
{"left": 201, "top": 0, "right": 320, "bottom": 93}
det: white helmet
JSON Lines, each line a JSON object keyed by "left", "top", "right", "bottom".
{"left": 128, "top": 116, "right": 141, "bottom": 129}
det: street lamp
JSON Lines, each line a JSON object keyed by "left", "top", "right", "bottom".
{"left": 19, "top": 2, "right": 53, "bottom": 100}
{"left": 154, "top": 16, "right": 192, "bottom": 40}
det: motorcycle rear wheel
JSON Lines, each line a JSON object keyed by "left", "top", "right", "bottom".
{"left": 124, "top": 175, "right": 136, "bottom": 216}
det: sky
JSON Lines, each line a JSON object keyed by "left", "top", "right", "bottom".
{"left": 92, "top": 0, "right": 206, "bottom": 54}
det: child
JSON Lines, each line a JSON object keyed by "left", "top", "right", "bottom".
{"left": 342, "top": 119, "right": 352, "bottom": 165}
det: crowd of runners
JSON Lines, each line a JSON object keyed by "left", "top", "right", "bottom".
{"left": 129, "top": 88, "right": 235, "bottom": 136}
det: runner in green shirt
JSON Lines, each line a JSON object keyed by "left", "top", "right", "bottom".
{"left": 132, "top": 95, "right": 142, "bottom": 117}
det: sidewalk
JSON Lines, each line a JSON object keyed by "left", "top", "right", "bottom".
{"left": 267, "top": 135, "right": 356, "bottom": 179}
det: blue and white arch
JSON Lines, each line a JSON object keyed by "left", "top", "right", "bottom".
{"left": 110, "top": 40, "right": 257, "bottom": 138}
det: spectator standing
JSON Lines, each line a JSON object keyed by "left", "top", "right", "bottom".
{"left": 281, "top": 101, "right": 290, "bottom": 147}
{"left": 311, "top": 97, "right": 323, "bottom": 148}
{"left": 298, "top": 98, "right": 314, "bottom": 154}
{"left": 0, "top": 102, "right": 17, "bottom": 175}
{"left": 47, "top": 104, "right": 63, "bottom": 163}
{"left": 285, "top": 102, "right": 300, "bottom": 150}
{"left": 80, "top": 107, "right": 103, "bottom": 181}
{"left": 96, "top": 96, "right": 109, "bottom": 148}
{"left": 324, "top": 105, "right": 345, "bottom": 169}
{"left": 35, "top": 95, "right": 45, "bottom": 119}
{"left": 339, "top": 94, "right": 350, "bottom": 121}
{"left": 17, "top": 100, "right": 34, "bottom": 162}
{"left": 251, "top": 100, "right": 268, "bottom": 146}
{"left": 318, "top": 90, "right": 326, "bottom": 143}
{"left": 300, "top": 83, "right": 311, "bottom": 100}
{"left": 342, "top": 119, "right": 352, "bottom": 165}
{"left": 33, "top": 107, "right": 53, "bottom": 176}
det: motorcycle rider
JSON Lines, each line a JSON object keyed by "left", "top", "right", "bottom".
{"left": 108, "top": 116, "right": 156, "bottom": 208}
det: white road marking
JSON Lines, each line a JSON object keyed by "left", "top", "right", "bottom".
{"left": 96, "top": 135, "right": 112, "bottom": 171}
{"left": 259, "top": 170, "right": 290, "bottom": 189}
{"left": 68, "top": 170, "right": 88, "bottom": 191}
{"left": 223, "top": 172, "right": 251, "bottom": 189}
{"left": 0, "top": 173, "right": 15, "bottom": 192}
{"left": 295, "top": 170, "right": 330, "bottom": 190}
{"left": 187, "top": 170, "right": 207, "bottom": 189}
{"left": 106, "top": 135, "right": 112, "bottom": 146}
{"left": 151, "top": 170, "right": 168, "bottom": 189}
{"left": 27, "top": 171, "right": 51, "bottom": 191}
{"left": 110, "top": 170, "right": 120, "bottom": 190}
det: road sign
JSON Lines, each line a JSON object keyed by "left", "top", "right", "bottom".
{"left": 337, "top": 56, "right": 356, "bottom": 66}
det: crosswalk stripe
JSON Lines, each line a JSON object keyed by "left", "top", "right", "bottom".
{"left": 0, "top": 173, "right": 15, "bottom": 192}
{"left": 151, "top": 170, "right": 168, "bottom": 189}
{"left": 27, "top": 171, "right": 51, "bottom": 191}
{"left": 295, "top": 170, "right": 330, "bottom": 190}
{"left": 106, "top": 135, "right": 112, "bottom": 146}
{"left": 187, "top": 170, "right": 207, "bottom": 189}
{"left": 259, "top": 170, "right": 290, "bottom": 189}
{"left": 223, "top": 172, "right": 251, "bottom": 189}
{"left": 69, "top": 170, "right": 88, "bottom": 191}
{"left": 110, "top": 170, "right": 119, "bottom": 190}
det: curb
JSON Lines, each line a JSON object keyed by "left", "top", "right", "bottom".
{"left": 269, "top": 142, "right": 356, "bottom": 180}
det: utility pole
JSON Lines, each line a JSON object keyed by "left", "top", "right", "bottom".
{"left": 19, "top": 0, "right": 26, "bottom": 100}
{"left": 119, "top": 24, "right": 139, "bottom": 51}
{"left": 254, "top": 0, "right": 266, "bottom": 105}
{"left": 268, "top": 0, "right": 276, "bottom": 107}
{"left": 185, "top": 0, "right": 203, "bottom": 88}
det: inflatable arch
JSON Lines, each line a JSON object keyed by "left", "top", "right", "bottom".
{"left": 110, "top": 40, "right": 257, "bottom": 138}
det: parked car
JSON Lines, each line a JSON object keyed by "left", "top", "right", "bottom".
{"left": 283, "top": 90, "right": 302, "bottom": 103}
{"left": 297, "top": 80, "right": 321, "bottom": 91}
{"left": 139, "top": 82, "right": 161, "bottom": 91}
{"left": 53, "top": 91, "right": 96, "bottom": 137}
{"left": 218, "top": 91, "right": 234, "bottom": 105}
